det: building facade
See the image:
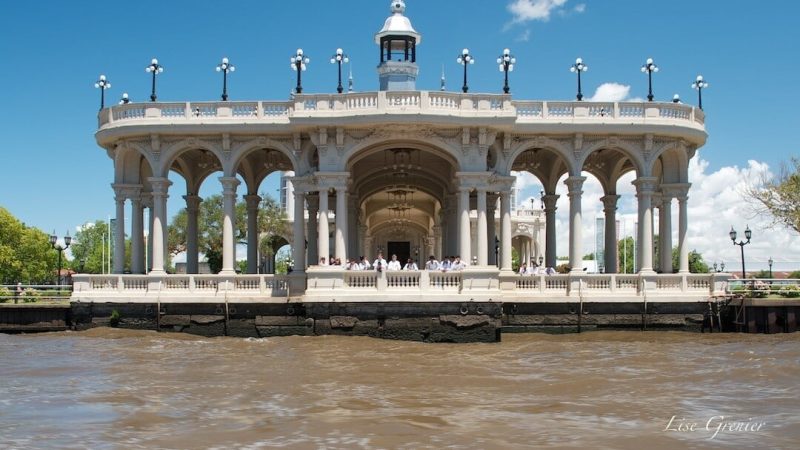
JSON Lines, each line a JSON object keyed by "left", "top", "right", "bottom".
{"left": 82, "top": 1, "right": 711, "bottom": 302}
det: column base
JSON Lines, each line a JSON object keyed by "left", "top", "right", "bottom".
{"left": 218, "top": 269, "right": 237, "bottom": 276}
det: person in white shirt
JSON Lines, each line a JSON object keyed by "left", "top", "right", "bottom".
{"left": 451, "top": 256, "right": 466, "bottom": 271}
{"left": 359, "top": 256, "right": 371, "bottom": 271}
{"left": 387, "top": 254, "right": 402, "bottom": 271}
{"left": 440, "top": 257, "right": 452, "bottom": 271}
{"left": 373, "top": 253, "right": 387, "bottom": 272}
{"left": 425, "top": 255, "right": 439, "bottom": 271}
{"left": 347, "top": 258, "right": 362, "bottom": 270}
{"left": 403, "top": 258, "right": 419, "bottom": 271}
{"left": 319, "top": 257, "right": 328, "bottom": 266}
{"left": 545, "top": 266, "right": 556, "bottom": 275}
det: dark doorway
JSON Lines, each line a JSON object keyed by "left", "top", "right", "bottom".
{"left": 387, "top": 241, "right": 411, "bottom": 266}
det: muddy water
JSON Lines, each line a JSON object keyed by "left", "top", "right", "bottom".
{"left": 0, "top": 330, "right": 797, "bottom": 449}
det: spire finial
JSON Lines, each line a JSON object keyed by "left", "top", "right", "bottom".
{"left": 440, "top": 64, "right": 446, "bottom": 91}
{"left": 348, "top": 65, "right": 354, "bottom": 92}
{"left": 391, "top": 0, "right": 406, "bottom": 14}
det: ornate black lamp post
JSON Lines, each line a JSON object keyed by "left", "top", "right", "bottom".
{"left": 768, "top": 257, "right": 774, "bottom": 278}
{"left": 145, "top": 58, "right": 164, "bottom": 101}
{"left": 495, "top": 236, "right": 500, "bottom": 267}
{"left": 49, "top": 231, "right": 72, "bottom": 286}
{"left": 94, "top": 75, "right": 111, "bottom": 110}
{"left": 497, "top": 48, "right": 516, "bottom": 94}
{"left": 692, "top": 75, "right": 709, "bottom": 109}
{"left": 291, "top": 49, "right": 310, "bottom": 94}
{"left": 119, "top": 93, "right": 130, "bottom": 105}
{"left": 730, "top": 225, "right": 752, "bottom": 279}
{"left": 216, "top": 57, "right": 235, "bottom": 101}
{"left": 330, "top": 48, "right": 349, "bottom": 94}
{"left": 457, "top": 48, "right": 474, "bottom": 93}
{"left": 641, "top": 57, "right": 659, "bottom": 102}
{"left": 570, "top": 57, "right": 588, "bottom": 101}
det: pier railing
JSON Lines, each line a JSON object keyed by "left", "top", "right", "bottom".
{"left": 98, "top": 92, "right": 704, "bottom": 128}
{"left": 71, "top": 272, "right": 728, "bottom": 301}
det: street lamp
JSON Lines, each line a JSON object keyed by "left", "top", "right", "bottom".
{"left": 145, "top": 58, "right": 164, "bottom": 102}
{"left": 672, "top": 94, "right": 681, "bottom": 104}
{"left": 692, "top": 75, "right": 709, "bottom": 110}
{"left": 291, "top": 49, "right": 310, "bottom": 94}
{"left": 569, "top": 57, "right": 588, "bottom": 101}
{"left": 641, "top": 57, "right": 659, "bottom": 102}
{"left": 49, "top": 230, "right": 72, "bottom": 286}
{"left": 216, "top": 57, "right": 235, "bottom": 101}
{"left": 330, "top": 48, "right": 349, "bottom": 94}
{"left": 457, "top": 48, "right": 474, "bottom": 93}
{"left": 94, "top": 75, "right": 111, "bottom": 110}
{"left": 730, "top": 225, "right": 752, "bottom": 279}
{"left": 497, "top": 48, "right": 516, "bottom": 94}
{"left": 768, "top": 257, "right": 774, "bottom": 278}
{"left": 494, "top": 236, "right": 500, "bottom": 268}
{"left": 119, "top": 93, "right": 130, "bottom": 105}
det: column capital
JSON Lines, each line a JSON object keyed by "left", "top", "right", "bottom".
{"left": 140, "top": 193, "right": 154, "bottom": 209}
{"left": 147, "top": 177, "right": 172, "bottom": 197}
{"left": 600, "top": 194, "right": 621, "bottom": 213}
{"left": 219, "top": 176, "right": 240, "bottom": 195}
{"left": 112, "top": 183, "right": 142, "bottom": 202}
{"left": 542, "top": 194, "right": 560, "bottom": 211}
{"left": 306, "top": 192, "right": 319, "bottom": 210}
{"left": 564, "top": 176, "right": 587, "bottom": 195}
{"left": 661, "top": 182, "right": 691, "bottom": 199}
{"left": 244, "top": 194, "right": 262, "bottom": 210}
{"left": 632, "top": 176, "right": 659, "bottom": 195}
{"left": 183, "top": 194, "right": 202, "bottom": 212}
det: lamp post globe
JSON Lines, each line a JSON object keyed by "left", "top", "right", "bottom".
{"left": 330, "top": 48, "right": 349, "bottom": 94}
{"left": 94, "top": 74, "right": 111, "bottom": 110}
{"left": 497, "top": 48, "right": 516, "bottom": 94}
{"left": 641, "top": 57, "right": 659, "bottom": 101}
{"left": 216, "top": 57, "right": 235, "bottom": 101}
{"left": 119, "top": 92, "right": 130, "bottom": 105}
{"left": 692, "top": 75, "right": 709, "bottom": 110}
{"left": 569, "top": 57, "right": 588, "bottom": 101}
{"left": 291, "top": 49, "right": 310, "bottom": 94}
{"left": 145, "top": 58, "right": 164, "bottom": 102}
{"left": 457, "top": 48, "right": 474, "bottom": 93}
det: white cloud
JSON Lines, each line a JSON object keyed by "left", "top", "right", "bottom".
{"left": 515, "top": 29, "right": 532, "bottom": 42}
{"left": 587, "top": 83, "right": 631, "bottom": 102}
{"left": 574, "top": 3, "right": 586, "bottom": 13}
{"left": 507, "top": 0, "right": 570, "bottom": 24}
{"left": 513, "top": 156, "right": 800, "bottom": 272}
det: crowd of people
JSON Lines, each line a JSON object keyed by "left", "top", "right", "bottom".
{"left": 316, "top": 253, "right": 557, "bottom": 275}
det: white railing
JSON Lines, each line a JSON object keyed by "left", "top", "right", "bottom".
{"left": 98, "top": 93, "right": 703, "bottom": 128}
{"left": 73, "top": 272, "right": 724, "bottom": 299}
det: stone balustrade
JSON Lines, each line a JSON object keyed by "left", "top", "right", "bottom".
{"left": 73, "top": 272, "right": 728, "bottom": 303}
{"left": 98, "top": 92, "right": 704, "bottom": 128}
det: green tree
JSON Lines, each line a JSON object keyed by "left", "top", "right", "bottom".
{"left": 70, "top": 221, "right": 114, "bottom": 274}
{"left": 583, "top": 253, "right": 595, "bottom": 260}
{"left": 617, "top": 236, "right": 635, "bottom": 274}
{"left": 788, "top": 270, "right": 800, "bottom": 279}
{"left": 670, "top": 247, "right": 709, "bottom": 273}
{"left": 746, "top": 157, "right": 800, "bottom": 233}
{"left": 0, "top": 207, "right": 59, "bottom": 284}
{"left": 751, "top": 270, "right": 772, "bottom": 279}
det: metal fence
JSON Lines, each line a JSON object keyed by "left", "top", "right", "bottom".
{"left": 0, "top": 285, "right": 73, "bottom": 304}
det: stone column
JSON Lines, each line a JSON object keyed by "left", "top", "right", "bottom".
{"left": 542, "top": 194, "right": 559, "bottom": 268}
{"left": 633, "top": 177, "right": 657, "bottom": 273}
{"left": 500, "top": 191, "right": 513, "bottom": 271}
{"left": 292, "top": 190, "right": 306, "bottom": 272}
{"left": 147, "top": 178, "right": 172, "bottom": 274}
{"left": 565, "top": 176, "right": 586, "bottom": 272}
{"left": 245, "top": 194, "right": 261, "bottom": 274}
{"left": 348, "top": 195, "right": 359, "bottom": 259}
{"left": 458, "top": 188, "right": 471, "bottom": 262}
{"left": 335, "top": 186, "right": 348, "bottom": 262}
{"left": 678, "top": 193, "right": 690, "bottom": 273}
{"left": 433, "top": 226, "right": 443, "bottom": 260}
{"left": 476, "top": 189, "right": 488, "bottom": 266}
{"left": 144, "top": 198, "right": 154, "bottom": 273}
{"left": 113, "top": 191, "right": 126, "bottom": 274}
{"left": 306, "top": 194, "right": 319, "bottom": 265}
{"left": 318, "top": 189, "right": 330, "bottom": 264}
{"left": 487, "top": 194, "right": 498, "bottom": 266}
{"left": 183, "top": 194, "right": 202, "bottom": 274}
{"left": 659, "top": 195, "right": 674, "bottom": 273}
{"left": 219, "top": 177, "right": 240, "bottom": 275}
{"left": 131, "top": 194, "right": 144, "bottom": 274}
{"left": 601, "top": 195, "right": 620, "bottom": 274}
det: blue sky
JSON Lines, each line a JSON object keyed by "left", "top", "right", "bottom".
{"left": 0, "top": 0, "right": 798, "bottom": 269}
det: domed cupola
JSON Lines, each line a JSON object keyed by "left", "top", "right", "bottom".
{"left": 375, "top": 0, "right": 421, "bottom": 91}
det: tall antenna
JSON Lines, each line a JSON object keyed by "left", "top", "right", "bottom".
{"left": 348, "top": 63, "right": 354, "bottom": 92}
{"left": 440, "top": 64, "right": 446, "bottom": 91}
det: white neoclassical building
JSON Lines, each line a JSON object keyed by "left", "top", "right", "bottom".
{"left": 75, "top": 1, "right": 719, "bottom": 303}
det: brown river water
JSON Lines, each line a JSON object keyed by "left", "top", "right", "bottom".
{"left": 0, "top": 330, "right": 798, "bottom": 449}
